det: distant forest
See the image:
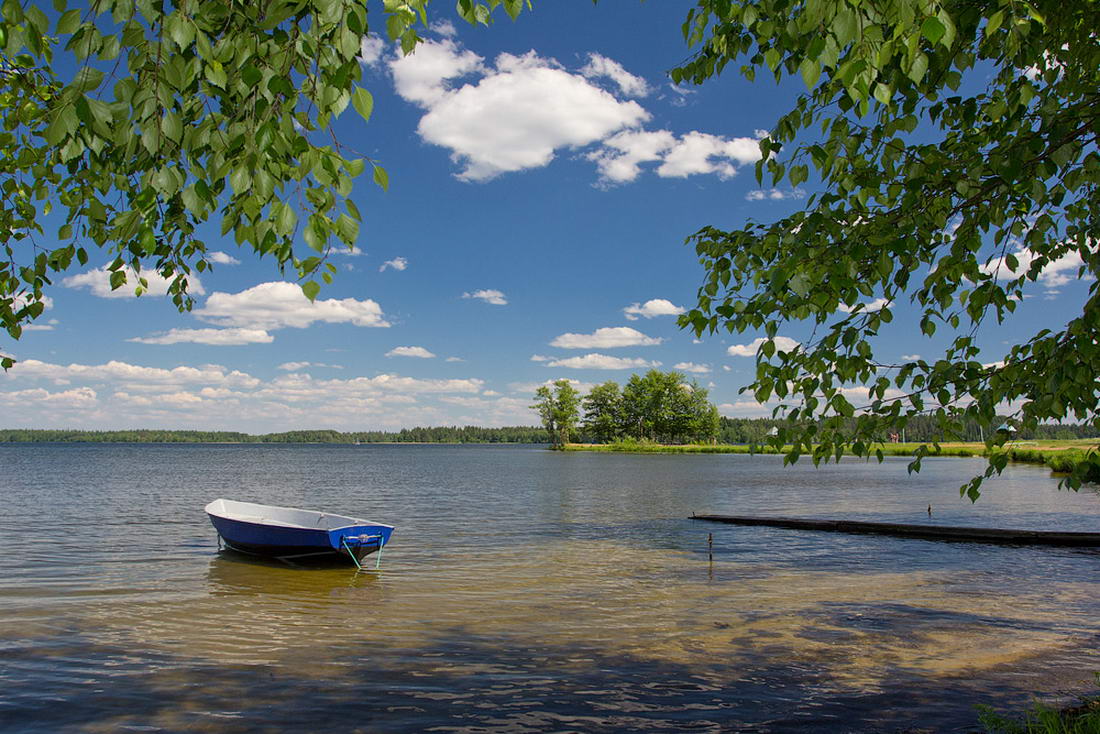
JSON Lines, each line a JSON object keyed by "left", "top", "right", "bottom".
{"left": 0, "top": 426, "right": 548, "bottom": 444}
{"left": 1, "top": 417, "right": 1096, "bottom": 445}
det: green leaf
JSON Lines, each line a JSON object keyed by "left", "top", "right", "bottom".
{"left": 920, "top": 17, "right": 945, "bottom": 45}
{"left": 351, "top": 87, "right": 374, "bottom": 122}
{"left": 230, "top": 168, "right": 252, "bottom": 195}
{"left": 55, "top": 8, "right": 81, "bottom": 34}
{"left": 275, "top": 203, "right": 297, "bottom": 236}
{"left": 372, "top": 163, "right": 389, "bottom": 191}
{"left": 799, "top": 57, "right": 822, "bottom": 90}
{"left": 301, "top": 280, "right": 320, "bottom": 302}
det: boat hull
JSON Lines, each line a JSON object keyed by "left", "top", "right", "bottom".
{"left": 205, "top": 499, "right": 394, "bottom": 565}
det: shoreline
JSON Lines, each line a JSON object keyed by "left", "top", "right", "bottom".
{"left": 561, "top": 440, "right": 1100, "bottom": 477}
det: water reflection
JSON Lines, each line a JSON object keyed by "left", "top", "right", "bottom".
{"left": 206, "top": 552, "right": 379, "bottom": 597}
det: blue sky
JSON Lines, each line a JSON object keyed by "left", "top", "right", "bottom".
{"left": 1, "top": 3, "right": 1088, "bottom": 432}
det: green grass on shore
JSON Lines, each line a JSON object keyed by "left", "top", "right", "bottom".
{"left": 562, "top": 439, "right": 1100, "bottom": 478}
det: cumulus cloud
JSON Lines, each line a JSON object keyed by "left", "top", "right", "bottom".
{"left": 546, "top": 353, "right": 661, "bottom": 370}
{"left": 463, "top": 289, "right": 508, "bottom": 306}
{"left": 379, "top": 257, "right": 408, "bottom": 272}
{"left": 128, "top": 328, "right": 273, "bottom": 346}
{"left": 745, "top": 188, "right": 807, "bottom": 201}
{"left": 529, "top": 354, "right": 551, "bottom": 362}
{"left": 386, "top": 346, "right": 436, "bottom": 359}
{"left": 63, "top": 265, "right": 205, "bottom": 299}
{"left": 359, "top": 34, "right": 386, "bottom": 67}
{"left": 383, "top": 34, "right": 763, "bottom": 186}
{"left": 980, "top": 246, "right": 1088, "bottom": 291}
{"left": 623, "top": 299, "right": 685, "bottom": 320}
{"left": 589, "top": 129, "right": 761, "bottom": 184}
{"left": 195, "top": 282, "right": 389, "bottom": 330}
{"left": 727, "top": 336, "right": 800, "bottom": 357}
{"left": 393, "top": 43, "right": 650, "bottom": 182}
{"left": 580, "top": 52, "right": 649, "bottom": 97}
{"left": 208, "top": 251, "right": 241, "bottom": 265}
{"left": 278, "top": 362, "right": 342, "bottom": 371}
{"left": 674, "top": 362, "right": 711, "bottom": 374}
{"left": 837, "top": 297, "right": 889, "bottom": 314}
{"left": 1, "top": 358, "right": 503, "bottom": 430}
{"left": 717, "top": 400, "right": 778, "bottom": 418}
{"left": 0, "top": 386, "right": 98, "bottom": 409}
{"left": 902, "top": 354, "right": 921, "bottom": 361}
{"left": 549, "top": 326, "right": 662, "bottom": 349}
{"left": 5, "top": 358, "right": 261, "bottom": 390}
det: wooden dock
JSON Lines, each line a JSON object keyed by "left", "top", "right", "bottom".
{"left": 691, "top": 514, "right": 1100, "bottom": 547}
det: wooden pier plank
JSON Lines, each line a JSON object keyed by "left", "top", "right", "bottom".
{"left": 690, "top": 514, "right": 1100, "bottom": 547}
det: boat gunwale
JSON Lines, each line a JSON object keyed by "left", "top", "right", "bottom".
{"left": 204, "top": 498, "right": 394, "bottom": 533}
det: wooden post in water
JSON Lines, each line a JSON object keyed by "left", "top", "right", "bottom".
{"left": 708, "top": 532, "right": 713, "bottom": 563}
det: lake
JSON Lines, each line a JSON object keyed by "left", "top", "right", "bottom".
{"left": 1, "top": 443, "right": 1098, "bottom": 732}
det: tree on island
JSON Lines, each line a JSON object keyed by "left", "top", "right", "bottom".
{"left": 0, "top": 0, "right": 528, "bottom": 366}
{"left": 530, "top": 379, "right": 580, "bottom": 448}
{"left": 673, "top": 0, "right": 1099, "bottom": 496}
{"left": 577, "top": 370, "right": 720, "bottom": 445}
{"left": 581, "top": 380, "right": 622, "bottom": 444}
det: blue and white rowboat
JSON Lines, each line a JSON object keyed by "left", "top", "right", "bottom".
{"left": 205, "top": 498, "right": 395, "bottom": 567}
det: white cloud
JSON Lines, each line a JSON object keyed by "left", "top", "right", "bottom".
{"left": 623, "top": 299, "right": 685, "bottom": 320}
{"left": 128, "top": 328, "right": 273, "bottom": 346}
{"left": 580, "top": 52, "right": 650, "bottom": 97}
{"left": 717, "top": 400, "right": 778, "bottom": 418}
{"left": 674, "top": 362, "right": 711, "bottom": 374}
{"left": 11, "top": 293, "right": 54, "bottom": 311}
{"left": 386, "top": 346, "right": 436, "bottom": 359}
{"left": 391, "top": 41, "right": 648, "bottom": 181}
{"left": 0, "top": 358, "right": 501, "bottom": 431}
{"left": 591, "top": 129, "right": 761, "bottom": 184}
{"left": 390, "top": 36, "right": 485, "bottom": 107}
{"left": 837, "top": 297, "right": 888, "bottom": 313}
{"left": 208, "top": 251, "right": 241, "bottom": 265}
{"left": 359, "top": 34, "right": 386, "bottom": 67}
{"left": 5, "top": 358, "right": 261, "bottom": 390}
{"left": 727, "top": 336, "right": 800, "bottom": 357}
{"left": 587, "top": 129, "right": 675, "bottom": 184}
{"left": 0, "top": 386, "right": 98, "bottom": 409}
{"left": 529, "top": 354, "right": 551, "bottom": 362}
{"left": 386, "top": 35, "right": 762, "bottom": 186}
{"left": 277, "top": 362, "right": 343, "bottom": 371}
{"left": 63, "top": 265, "right": 205, "bottom": 299}
{"left": 980, "top": 246, "right": 1087, "bottom": 290}
{"left": 379, "top": 257, "right": 408, "bottom": 272}
{"left": 462, "top": 289, "right": 508, "bottom": 306}
{"left": 902, "top": 354, "right": 921, "bottom": 361}
{"left": 445, "top": 356, "right": 464, "bottom": 363}
{"left": 656, "top": 131, "right": 761, "bottom": 179}
{"left": 546, "top": 353, "right": 661, "bottom": 370}
{"left": 745, "top": 188, "right": 807, "bottom": 201}
{"left": 195, "top": 282, "right": 389, "bottom": 330}
{"left": 549, "top": 326, "right": 662, "bottom": 349}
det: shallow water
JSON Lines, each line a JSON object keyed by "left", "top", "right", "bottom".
{"left": 1, "top": 443, "right": 1098, "bottom": 732}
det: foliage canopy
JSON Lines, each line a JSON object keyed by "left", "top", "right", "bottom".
{"left": 0, "top": 0, "right": 528, "bottom": 367}
{"left": 673, "top": 0, "right": 1099, "bottom": 496}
